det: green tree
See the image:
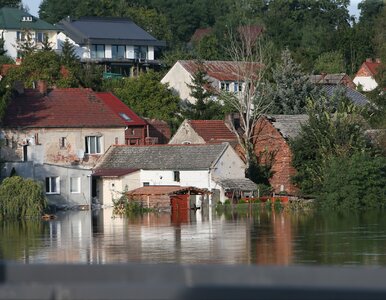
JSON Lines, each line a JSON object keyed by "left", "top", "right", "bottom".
{"left": 0, "top": 176, "right": 47, "bottom": 219}
{"left": 0, "top": 0, "right": 21, "bottom": 7}
{"left": 314, "top": 50, "right": 346, "bottom": 74}
{"left": 268, "top": 48, "right": 317, "bottom": 114}
{"left": 318, "top": 153, "right": 386, "bottom": 210}
{"left": 291, "top": 94, "right": 369, "bottom": 195}
{"left": 103, "top": 71, "right": 181, "bottom": 124}
{"left": 16, "top": 29, "right": 36, "bottom": 58}
{"left": 183, "top": 61, "right": 224, "bottom": 119}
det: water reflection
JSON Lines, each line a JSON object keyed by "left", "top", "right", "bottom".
{"left": 2, "top": 207, "right": 386, "bottom": 265}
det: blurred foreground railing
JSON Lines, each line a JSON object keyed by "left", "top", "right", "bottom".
{"left": 1, "top": 262, "right": 386, "bottom": 299}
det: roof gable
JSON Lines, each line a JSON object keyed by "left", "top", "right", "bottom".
{"left": 0, "top": 7, "right": 56, "bottom": 30}
{"left": 97, "top": 92, "right": 146, "bottom": 126}
{"left": 265, "top": 115, "right": 309, "bottom": 139}
{"left": 58, "top": 17, "right": 165, "bottom": 46}
{"left": 95, "top": 143, "right": 229, "bottom": 170}
{"left": 178, "top": 60, "right": 261, "bottom": 82}
{"left": 2, "top": 88, "right": 126, "bottom": 128}
{"left": 188, "top": 120, "right": 237, "bottom": 143}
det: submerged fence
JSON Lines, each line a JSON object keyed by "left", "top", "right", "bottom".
{"left": 1, "top": 262, "right": 386, "bottom": 299}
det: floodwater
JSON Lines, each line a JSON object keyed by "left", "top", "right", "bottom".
{"left": 2, "top": 206, "right": 386, "bottom": 265}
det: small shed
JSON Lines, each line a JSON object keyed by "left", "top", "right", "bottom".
{"left": 215, "top": 178, "right": 257, "bottom": 203}
{"left": 126, "top": 185, "right": 209, "bottom": 210}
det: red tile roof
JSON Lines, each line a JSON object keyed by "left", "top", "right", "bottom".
{"left": 2, "top": 88, "right": 126, "bottom": 128}
{"left": 364, "top": 61, "right": 381, "bottom": 76}
{"left": 92, "top": 168, "right": 138, "bottom": 177}
{"left": 126, "top": 185, "right": 209, "bottom": 195}
{"left": 97, "top": 92, "right": 147, "bottom": 126}
{"left": 356, "top": 60, "right": 382, "bottom": 77}
{"left": 179, "top": 60, "right": 261, "bottom": 82}
{"left": 188, "top": 120, "right": 237, "bottom": 143}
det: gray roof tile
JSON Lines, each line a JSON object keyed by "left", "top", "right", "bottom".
{"left": 266, "top": 115, "right": 309, "bottom": 139}
{"left": 95, "top": 143, "right": 229, "bottom": 170}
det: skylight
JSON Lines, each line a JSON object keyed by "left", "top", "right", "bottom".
{"left": 119, "top": 112, "right": 132, "bottom": 121}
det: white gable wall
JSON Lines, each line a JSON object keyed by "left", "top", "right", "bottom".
{"left": 168, "top": 120, "right": 206, "bottom": 144}
{"left": 353, "top": 76, "right": 378, "bottom": 91}
{"left": 161, "top": 62, "right": 195, "bottom": 103}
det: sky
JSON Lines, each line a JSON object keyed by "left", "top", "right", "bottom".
{"left": 25, "top": 0, "right": 362, "bottom": 21}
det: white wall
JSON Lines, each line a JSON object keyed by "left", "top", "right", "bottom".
{"left": 161, "top": 62, "right": 194, "bottom": 103}
{"left": 99, "top": 171, "right": 141, "bottom": 207}
{"left": 168, "top": 120, "right": 206, "bottom": 144}
{"left": 212, "top": 145, "right": 245, "bottom": 179}
{"left": 353, "top": 76, "right": 378, "bottom": 91}
{"left": 1, "top": 29, "right": 58, "bottom": 60}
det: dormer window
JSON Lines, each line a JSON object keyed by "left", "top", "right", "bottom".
{"left": 21, "top": 16, "right": 33, "bottom": 22}
{"left": 119, "top": 112, "right": 131, "bottom": 122}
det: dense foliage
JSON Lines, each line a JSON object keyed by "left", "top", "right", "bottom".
{"left": 291, "top": 94, "right": 369, "bottom": 195}
{"left": 102, "top": 71, "right": 181, "bottom": 126}
{"left": 38, "top": 0, "right": 385, "bottom": 75}
{"left": 267, "top": 49, "right": 318, "bottom": 114}
{"left": 0, "top": 176, "right": 47, "bottom": 219}
{"left": 318, "top": 153, "right": 386, "bottom": 210}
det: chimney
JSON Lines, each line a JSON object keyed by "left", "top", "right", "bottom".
{"left": 366, "top": 58, "right": 373, "bottom": 63}
{"left": 375, "top": 58, "right": 381, "bottom": 63}
{"left": 37, "top": 80, "right": 48, "bottom": 95}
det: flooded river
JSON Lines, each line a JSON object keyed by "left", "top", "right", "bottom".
{"left": 1, "top": 206, "right": 386, "bottom": 265}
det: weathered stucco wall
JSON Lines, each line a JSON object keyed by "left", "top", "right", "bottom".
{"left": 168, "top": 121, "right": 206, "bottom": 144}
{"left": 0, "top": 127, "right": 125, "bottom": 167}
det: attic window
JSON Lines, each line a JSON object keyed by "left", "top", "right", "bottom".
{"left": 119, "top": 112, "right": 131, "bottom": 121}
{"left": 21, "top": 16, "right": 33, "bottom": 22}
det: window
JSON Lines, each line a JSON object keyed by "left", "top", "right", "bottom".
{"left": 85, "top": 136, "right": 101, "bottom": 154}
{"left": 90, "top": 44, "right": 105, "bottom": 59}
{"left": 225, "top": 83, "right": 230, "bottom": 92}
{"left": 112, "top": 45, "right": 126, "bottom": 59}
{"left": 70, "top": 177, "right": 81, "bottom": 193}
{"left": 173, "top": 171, "right": 180, "bottom": 182}
{"left": 234, "top": 82, "right": 239, "bottom": 92}
{"left": 134, "top": 46, "right": 148, "bottom": 60}
{"left": 119, "top": 112, "right": 131, "bottom": 122}
{"left": 60, "top": 137, "right": 66, "bottom": 149}
{"left": 143, "top": 182, "right": 150, "bottom": 186}
{"left": 36, "top": 32, "right": 45, "bottom": 43}
{"left": 16, "top": 31, "right": 26, "bottom": 41}
{"left": 46, "top": 177, "right": 60, "bottom": 194}
{"left": 220, "top": 82, "right": 225, "bottom": 90}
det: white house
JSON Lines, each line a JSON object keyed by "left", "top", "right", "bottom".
{"left": 353, "top": 58, "right": 382, "bottom": 91}
{"left": 161, "top": 60, "right": 261, "bottom": 104}
{"left": 0, "top": 7, "right": 58, "bottom": 60}
{"left": 93, "top": 143, "right": 256, "bottom": 207}
{"left": 56, "top": 17, "right": 166, "bottom": 76}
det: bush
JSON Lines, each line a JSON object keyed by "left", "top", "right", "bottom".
{"left": 0, "top": 176, "right": 47, "bottom": 219}
{"left": 318, "top": 153, "right": 386, "bottom": 210}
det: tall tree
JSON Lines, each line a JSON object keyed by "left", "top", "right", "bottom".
{"left": 183, "top": 61, "right": 223, "bottom": 120}
{"left": 0, "top": 0, "right": 21, "bottom": 7}
{"left": 291, "top": 95, "right": 368, "bottom": 195}
{"left": 220, "top": 28, "right": 272, "bottom": 178}
{"left": 268, "top": 48, "right": 317, "bottom": 114}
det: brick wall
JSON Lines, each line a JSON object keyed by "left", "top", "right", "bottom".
{"left": 253, "top": 118, "right": 298, "bottom": 195}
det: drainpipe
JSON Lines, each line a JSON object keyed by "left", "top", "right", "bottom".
{"left": 208, "top": 169, "right": 212, "bottom": 206}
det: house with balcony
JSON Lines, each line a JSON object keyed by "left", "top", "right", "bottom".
{"left": 56, "top": 17, "right": 166, "bottom": 77}
{"left": 0, "top": 85, "right": 126, "bottom": 208}
{"left": 161, "top": 60, "right": 261, "bottom": 105}
{"left": 0, "top": 7, "right": 58, "bottom": 60}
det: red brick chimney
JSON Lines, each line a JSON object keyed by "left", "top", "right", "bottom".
{"left": 37, "top": 80, "right": 48, "bottom": 95}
